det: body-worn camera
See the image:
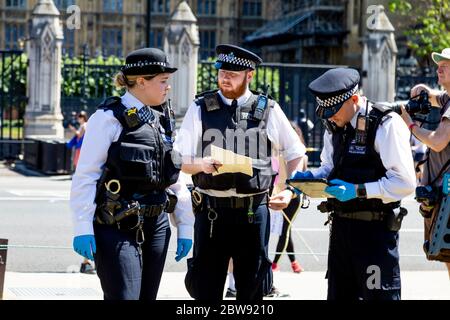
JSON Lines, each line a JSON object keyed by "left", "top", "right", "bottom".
{"left": 253, "top": 85, "right": 270, "bottom": 121}
{"left": 389, "top": 91, "right": 432, "bottom": 116}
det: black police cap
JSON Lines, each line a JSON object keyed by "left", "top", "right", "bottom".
{"left": 121, "top": 48, "right": 177, "bottom": 76}
{"left": 214, "top": 44, "right": 262, "bottom": 71}
{"left": 308, "top": 68, "right": 360, "bottom": 119}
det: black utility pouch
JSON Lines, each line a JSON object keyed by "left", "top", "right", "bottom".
{"left": 190, "top": 190, "right": 204, "bottom": 215}
{"left": 165, "top": 189, "right": 178, "bottom": 214}
{"left": 96, "top": 191, "right": 121, "bottom": 225}
{"left": 386, "top": 207, "right": 408, "bottom": 232}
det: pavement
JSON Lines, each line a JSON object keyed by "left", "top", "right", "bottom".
{"left": 2, "top": 270, "right": 450, "bottom": 300}
{"left": 1, "top": 160, "right": 449, "bottom": 300}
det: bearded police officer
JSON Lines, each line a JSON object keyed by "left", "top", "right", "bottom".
{"left": 70, "top": 48, "right": 194, "bottom": 300}
{"left": 174, "top": 44, "right": 306, "bottom": 301}
{"left": 292, "top": 68, "right": 416, "bottom": 300}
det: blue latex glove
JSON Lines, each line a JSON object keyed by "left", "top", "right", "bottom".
{"left": 73, "top": 235, "right": 96, "bottom": 261}
{"left": 175, "top": 238, "right": 192, "bottom": 262}
{"left": 290, "top": 170, "right": 314, "bottom": 179}
{"left": 325, "top": 179, "right": 357, "bottom": 202}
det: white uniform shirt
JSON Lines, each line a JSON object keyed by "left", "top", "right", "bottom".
{"left": 310, "top": 99, "right": 417, "bottom": 203}
{"left": 70, "top": 91, "right": 194, "bottom": 238}
{"left": 173, "top": 88, "right": 306, "bottom": 197}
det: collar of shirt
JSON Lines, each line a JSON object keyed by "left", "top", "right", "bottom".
{"left": 218, "top": 88, "right": 252, "bottom": 106}
{"left": 349, "top": 96, "right": 371, "bottom": 128}
{"left": 121, "top": 91, "right": 146, "bottom": 111}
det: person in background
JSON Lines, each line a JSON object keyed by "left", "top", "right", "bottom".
{"left": 271, "top": 120, "right": 307, "bottom": 274}
{"left": 410, "top": 124, "right": 427, "bottom": 184}
{"left": 399, "top": 47, "right": 450, "bottom": 275}
{"left": 67, "top": 111, "right": 88, "bottom": 170}
{"left": 66, "top": 111, "right": 95, "bottom": 274}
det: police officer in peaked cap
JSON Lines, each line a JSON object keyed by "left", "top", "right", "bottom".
{"left": 174, "top": 44, "right": 307, "bottom": 301}
{"left": 292, "top": 67, "right": 416, "bottom": 300}
{"left": 70, "top": 48, "right": 194, "bottom": 300}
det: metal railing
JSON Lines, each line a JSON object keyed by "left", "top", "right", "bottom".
{"left": 1, "top": 46, "right": 442, "bottom": 165}
{"left": 0, "top": 50, "right": 27, "bottom": 160}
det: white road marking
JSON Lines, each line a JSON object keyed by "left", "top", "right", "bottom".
{"left": 0, "top": 197, "right": 68, "bottom": 201}
{"left": 292, "top": 227, "right": 423, "bottom": 233}
{"left": 7, "top": 190, "right": 69, "bottom": 197}
{"left": 292, "top": 229, "right": 320, "bottom": 262}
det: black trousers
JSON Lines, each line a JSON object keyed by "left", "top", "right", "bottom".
{"left": 185, "top": 202, "right": 271, "bottom": 302}
{"left": 274, "top": 197, "right": 300, "bottom": 263}
{"left": 94, "top": 213, "right": 171, "bottom": 300}
{"left": 327, "top": 217, "right": 401, "bottom": 300}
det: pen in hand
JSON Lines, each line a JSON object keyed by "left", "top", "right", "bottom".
{"left": 201, "top": 157, "right": 222, "bottom": 174}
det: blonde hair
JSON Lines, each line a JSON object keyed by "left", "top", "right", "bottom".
{"left": 114, "top": 71, "right": 158, "bottom": 90}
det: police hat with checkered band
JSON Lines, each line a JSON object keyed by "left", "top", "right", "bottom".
{"left": 121, "top": 48, "right": 177, "bottom": 76}
{"left": 308, "top": 68, "right": 360, "bottom": 119}
{"left": 214, "top": 44, "right": 262, "bottom": 71}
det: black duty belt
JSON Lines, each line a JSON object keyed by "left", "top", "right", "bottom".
{"left": 205, "top": 192, "right": 268, "bottom": 209}
{"left": 333, "top": 210, "right": 386, "bottom": 222}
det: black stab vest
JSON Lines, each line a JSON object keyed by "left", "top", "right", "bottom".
{"left": 327, "top": 105, "right": 401, "bottom": 212}
{"left": 98, "top": 97, "right": 181, "bottom": 200}
{"left": 191, "top": 90, "right": 277, "bottom": 194}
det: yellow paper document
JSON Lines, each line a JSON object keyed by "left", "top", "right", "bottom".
{"left": 210, "top": 145, "right": 253, "bottom": 177}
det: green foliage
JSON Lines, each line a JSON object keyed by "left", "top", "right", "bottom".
{"left": 61, "top": 54, "right": 125, "bottom": 98}
{"left": 0, "top": 52, "right": 27, "bottom": 140}
{"left": 0, "top": 53, "right": 27, "bottom": 95}
{"left": 1, "top": 120, "right": 23, "bottom": 139}
{"left": 197, "top": 58, "right": 218, "bottom": 93}
{"left": 252, "top": 66, "right": 281, "bottom": 100}
{"left": 196, "top": 58, "right": 281, "bottom": 99}
{"left": 389, "top": 0, "right": 450, "bottom": 61}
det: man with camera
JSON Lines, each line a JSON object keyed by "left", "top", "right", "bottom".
{"left": 399, "top": 48, "right": 450, "bottom": 275}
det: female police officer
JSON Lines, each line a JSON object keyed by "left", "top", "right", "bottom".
{"left": 70, "top": 48, "right": 194, "bottom": 300}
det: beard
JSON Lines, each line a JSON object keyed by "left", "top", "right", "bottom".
{"left": 219, "top": 76, "right": 248, "bottom": 99}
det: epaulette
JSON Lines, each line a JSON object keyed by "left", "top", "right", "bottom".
{"left": 250, "top": 89, "right": 275, "bottom": 101}
{"left": 97, "top": 96, "right": 122, "bottom": 110}
{"left": 371, "top": 102, "right": 394, "bottom": 115}
{"left": 371, "top": 103, "right": 394, "bottom": 126}
{"left": 195, "top": 89, "right": 221, "bottom": 112}
{"left": 97, "top": 96, "right": 128, "bottom": 128}
{"left": 195, "top": 89, "right": 219, "bottom": 99}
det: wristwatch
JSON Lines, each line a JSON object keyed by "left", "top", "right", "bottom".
{"left": 357, "top": 183, "right": 367, "bottom": 199}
